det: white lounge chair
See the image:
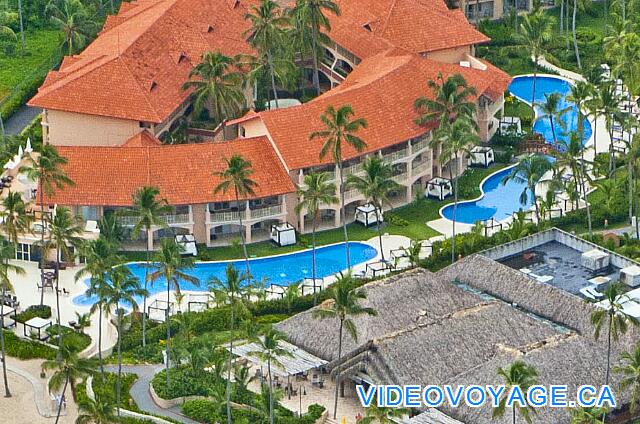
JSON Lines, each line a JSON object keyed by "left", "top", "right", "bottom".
{"left": 85, "top": 220, "right": 100, "bottom": 233}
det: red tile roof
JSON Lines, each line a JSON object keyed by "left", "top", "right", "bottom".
{"left": 254, "top": 51, "right": 510, "bottom": 170}
{"left": 29, "top": 0, "right": 255, "bottom": 123}
{"left": 326, "top": 0, "right": 489, "bottom": 59}
{"left": 45, "top": 135, "right": 295, "bottom": 206}
{"left": 122, "top": 129, "right": 163, "bottom": 147}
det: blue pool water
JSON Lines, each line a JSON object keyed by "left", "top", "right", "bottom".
{"left": 441, "top": 166, "right": 533, "bottom": 224}
{"left": 508, "top": 75, "right": 592, "bottom": 146}
{"left": 73, "top": 242, "right": 377, "bottom": 307}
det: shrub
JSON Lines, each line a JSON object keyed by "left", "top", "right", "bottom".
{"left": 46, "top": 326, "right": 91, "bottom": 353}
{"left": 182, "top": 399, "right": 222, "bottom": 423}
{"left": 14, "top": 304, "right": 51, "bottom": 323}
{"left": 383, "top": 212, "right": 409, "bottom": 227}
{"left": 2, "top": 330, "right": 56, "bottom": 360}
{"left": 151, "top": 367, "right": 220, "bottom": 399}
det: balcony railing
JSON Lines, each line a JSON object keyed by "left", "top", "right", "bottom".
{"left": 383, "top": 148, "right": 409, "bottom": 163}
{"left": 342, "top": 163, "right": 364, "bottom": 177}
{"left": 344, "top": 189, "right": 362, "bottom": 202}
{"left": 117, "top": 213, "right": 191, "bottom": 226}
{"left": 412, "top": 160, "right": 431, "bottom": 176}
{"left": 209, "top": 210, "right": 242, "bottom": 224}
{"left": 412, "top": 138, "right": 429, "bottom": 154}
{"left": 392, "top": 171, "right": 408, "bottom": 183}
{"left": 250, "top": 204, "right": 283, "bottom": 219}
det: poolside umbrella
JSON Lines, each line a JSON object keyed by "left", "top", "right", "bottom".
{"left": 25, "top": 138, "right": 32, "bottom": 153}
{"left": 17, "top": 145, "right": 23, "bottom": 157}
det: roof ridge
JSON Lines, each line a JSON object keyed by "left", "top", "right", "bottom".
{"left": 379, "top": 0, "right": 399, "bottom": 35}
{"left": 117, "top": 56, "right": 163, "bottom": 122}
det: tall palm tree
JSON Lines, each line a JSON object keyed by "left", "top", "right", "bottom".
{"left": 127, "top": 186, "right": 171, "bottom": 349}
{"left": 208, "top": 264, "right": 250, "bottom": 424}
{"left": 47, "top": 206, "right": 84, "bottom": 349}
{"left": 96, "top": 214, "right": 125, "bottom": 249}
{"left": 536, "top": 92, "right": 571, "bottom": 146}
{"left": 289, "top": 0, "right": 340, "bottom": 96}
{"left": 0, "top": 239, "right": 23, "bottom": 398}
{"left": 566, "top": 81, "right": 594, "bottom": 236}
{"left": 571, "top": 0, "right": 581, "bottom": 69}
{"left": 414, "top": 72, "right": 477, "bottom": 126}
{"left": 590, "top": 282, "right": 639, "bottom": 385}
{"left": 312, "top": 273, "right": 376, "bottom": 419}
{"left": 76, "top": 392, "right": 118, "bottom": 424}
{"left": 75, "top": 237, "right": 121, "bottom": 378}
{"left": 346, "top": 156, "right": 400, "bottom": 262}
{"left": 244, "top": 0, "right": 290, "bottom": 109}
{"left": 214, "top": 154, "right": 257, "bottom": 277}
{"left": 570, "top": 406, "right": 609, "bottom": 423}
{"left": 182, "top": 51, "right": 246, "bottom": 125}
{"left": 359, "top": 395, "right": 410, "bottom": 424}
{"left": 46, "top": 0, "right": 97, "bottom": 55}
{"left": 493, "top": 361, "right": 539, "bottom": 424}
{"left": 41, "top": 344, "right": 97, "bottom": 424}
{"left": 310, "top": 105, "right": 367, "bottom": 269}
{"left": 502, "top": 155, "right": 552, "bottom": 222}
{"left": 431, "top": 117, "right": 480, "bottom": 264}
{"left": 614, "top": 342, "right": 640, "bottom": 413}
{"left": 148, "top": 238, "right": 198, "bottom": 389}
{"left": 24, "top": 144, "right": 74, "bottom": 306}
{"left": 554, "top": 132, "right": 590, "bottom": 214}
{"left": 518, "top": 8, "right": 554, "bottom": 105}
{"left": 0, "top": 191, "right": 33, "bottom": 247}
{"left": 249, "top": 328, "right": 292, "bottom": 424}
{"left": 295, "top": 172, "right": 336, "bottom": 300}
{"left": 103, "top": 265, "right": 146, "bottom": 416}
{"left": 593, "top": 81, "right": 621, "bottom": 174}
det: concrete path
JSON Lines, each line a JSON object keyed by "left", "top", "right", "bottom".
{"left": 104, "top": 364, "right": 199, "bottom": 424}
{"left": 6, "top": 361, "right": 52, "bottom": 418}
{"left": 3, "top": 105, "right": 41, "bottom": 135}
{"left": 535, "top": 57, "right": 586, "bottom": 82}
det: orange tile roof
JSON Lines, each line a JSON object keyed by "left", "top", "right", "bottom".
{"left": 29, "top": 0, "right": 255, "bottom": 123}
{"left": 255, "top": 51, "right": 510, "bottom": 170}
{"left": 45, "top": 136, "right": 295, "bottom": 206}
{"left": 327, "top": 0, "right": 489, "bottom": 59}
{"left": 122, "top": 129, "right": 163, "bottom": 146}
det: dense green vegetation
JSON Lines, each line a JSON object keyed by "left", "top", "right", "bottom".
{"left": 2, "top": 330, "right": 56, "bottom": 359}
{"left": 75, "top": 372, "right": 139, "bottom": 412}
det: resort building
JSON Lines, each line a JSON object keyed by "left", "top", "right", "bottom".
{"left": 27, "top": 0, "right": 510, "bottom": 250}
{"left": 276, "top": 228, "right": 640, "bottom": 423}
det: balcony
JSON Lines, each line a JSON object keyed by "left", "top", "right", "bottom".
{"left": 250, "top": 204, "right": 283, "bottom": 220}
{"left": 412, "top": 160, "right": 431, "bottom": 176}
{"left": 117, "top": 213, "right": 191, "bottom": 227}
{"left": 208, "top": 210, "right": 243, "bottom": 224}
{"left": 383, "top": 147, "right": 409, "bottom": 163}
{"left": 342, "top": 163, "right": 364, "bottom": 177}
{"left": 412, "top": 138, "right": 429, "bottom": 154}
{"left": 392, "top": 171, "right": 408, "bottom": 183}
{"left": 344, "top": 188, "right": 362, "bottom": 202}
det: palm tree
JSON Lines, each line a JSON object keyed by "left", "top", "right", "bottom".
{"left": 0, "top": 239, "right": 24, "bottom": 398}
{"left": 289, "top": 0, "right": 340, "bottom": 96}
{"left": 414, "top": 72, "right": 477, "bottom": 126}
{"left": 346, "top": 156, "right": 400, "bottom": 262}
{"left": 214, "top": 154, "right": 257, "bottom": 277}
{"left": 536, "top": 92, "right": 571, "bottom": 146}
{"left": 249, "top": 328, "right": 292, "bottom": 424}
{"left": 148, "top": 238, "right": 198, "bottom": 390}
{"left": 41, "top": 344, "right": 97, "bottom": 424}
{"left": 24, "top": 144, "right": 74, "bottom": 306}
{"left": 518, "top": 8, "right": 554, "bottom": 105}
{"left": 75, "top": 237, "right": 122, "bottom": 378}
{"left": 502, "top": 154, "right": 552, "bottom": 222}
{"left": 614, "top": 342, "right": 640, "bottom": 413}
{"left": 127, "top": 186, "right": 171, "bottom": 349}
{"left": 312, "top": 273, "right": 376, "bottom": 419}
{"left": 96, "top": 214, "right": 125, "bottom": 249}
{"left": 244, "top": 0, "right": 290, "bottom": 109}
{"left": 571, "top": 0, "right": 581, "bottom": 69}
{"left": 570, "top": 406, "right": 608, "bottom": 423}
{"left": 208, "top": 264, "right": 250, "bottom": 424}
{"left": 46, "top": 0, "right": 97, "bottom": 55}
{"left": 0, "top": 191, "right": 33, "bottom": 247}
{"left": 590, "top": 282, "right": 640, "bottom": 385}
{"left": 593, "top": 81, "right": 621, "bottom": 174}
{"left": 47, "top": 206, "right": 84, "bottom": 348}
{"left": 76, "top": 392, "right": 118, "bottom": 424}
{"left": 310, "top": 105, "right": 367, "bottom": 269}
{"left": 360, "top": 395, "right": 410, "bottom": 424}
{"left": 494, "top": 361, "right": 539, "bottom": 424}
{"left": 295, "top": 172, "right": 337, "bottom": 301}
{"left": 103, "top": 265, "right": 146, "bottom": 416}
{"left": 431, "top": 117, "right": 480, "bottom": 264}
{"left": 182, "top": 51, "right": 245, "bottom": 125}
{"left": 401, "top": 238, "right": 424, "bottom": 269}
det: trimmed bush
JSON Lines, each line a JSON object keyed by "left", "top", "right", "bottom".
{"left": 151, "top": 367, "right": 220, "bottom": 399}
{"left": 2, "top": 330, "right": 56, "bottom": 359}
{"left": 14, "top": 304, "right": 51, "bottom": 323}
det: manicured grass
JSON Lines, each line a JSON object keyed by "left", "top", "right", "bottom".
{"left": 0, "top": 30, "right": 62, "bottom": 99}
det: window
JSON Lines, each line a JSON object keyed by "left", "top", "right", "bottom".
{"left": 140, "top": 121, "right": 151, "bottom": 128}
{"left": 16, "top": 243, "right": 29, "bottom": 261}
{"left": 80, "top": 206, "right": 98, "bottom": 221}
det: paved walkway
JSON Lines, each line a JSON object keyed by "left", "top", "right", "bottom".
{"left": 6, "top": 361, "right": 51, "bottom": 418}
{"left": 104, "top": 364, "right": 199, "bottom": 424}
{"left": 535, "top": 56, "right": 586, "bottom": 82}
{"left": 3, "top": 105, "right": 41, "bottom": 135}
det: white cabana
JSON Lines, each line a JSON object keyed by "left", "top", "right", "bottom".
{"left": 148, "top": 299, "right": 174, "bottom": 322}
{"left": 175, "top": 234, "right": 197, "bottom": 256}
{"left": 1, "top": 306, "right": 15, "bottom": 328}
{"left": 266, "top": 284, "right": 286, "bottom": 299}
{"left": 187, "top": 293, "right": 213, "bottom": 312}
{"left": 468, "top": 146, "right": 494, "bottom": 167}
{"left": 23, "top": 317, "right": 51, "bottom": 341}
{"left": 270, "top": 223, "right": 296, "bottom": 246}
{"left": 301, "top": 278, "right": 323, "bottom": 296}
{"left": 354, "top": 203, "right": 383, "bottom": 227}
{"left": 229, "top": 338, "right": 328, "bottom": 377}
{"left": 500, "top": 116, "right": 522, "bottom": 135}
{"left": 426, "top": 177, "right": 452, "bottom": 200}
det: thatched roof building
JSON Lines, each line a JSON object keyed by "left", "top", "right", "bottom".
{"left": 276, "top": 255, "right": 638, "bottom": 423}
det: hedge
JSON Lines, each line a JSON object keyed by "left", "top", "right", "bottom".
{"left": 151, "top": 367, "right": 220, "bottom": 400}
{"left": 2, "top": 330, "right": 56, "bottom": 359}
{"left": 14, "top": 304, "right": 51, "bottom": 323}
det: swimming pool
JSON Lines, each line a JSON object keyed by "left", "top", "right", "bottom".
{"left": 508, "top": 75, "right": 592, "bottom": 145}
{"left": 73, "top": 242, "right": 377, "bottom": 307}
{"left": 441, "top": 165, "right": 533, "bottom": 224}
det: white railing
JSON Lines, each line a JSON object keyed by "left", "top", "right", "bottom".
{"left": 412, "top": 160, "right": 431, "bottom": 176}
{"left": 117, "top": 213, "right": 191, "bottom": 226}
{"left": 342, "top": 163, "right": 364, "bottom": 177}
{"left": 392, "top": 172, "right": 408, "bottom": 183}
{"left": 383, "top": 148, "right": 409, "bottom": 163}
{"left": 250, "top": 204, "right": 283, "bottom": 219}
{"left": 209, "top": 210, "right": 242, "bottom": 223}
{"left": 344, "top": 189, "right": 362, "bottom": 202}
{"left": 412, "top": 139, "right": 429, "bottom": 154}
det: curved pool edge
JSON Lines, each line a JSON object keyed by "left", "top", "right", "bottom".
{"left": 437, "top": 163, "right": 533, "bottom": 225}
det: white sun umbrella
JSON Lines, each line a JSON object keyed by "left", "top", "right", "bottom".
{"left": 25, "top": 138, "right": 33, "bottom": 153}
{"left": 17, "top": 145, "right": 23, "bottom": 157}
